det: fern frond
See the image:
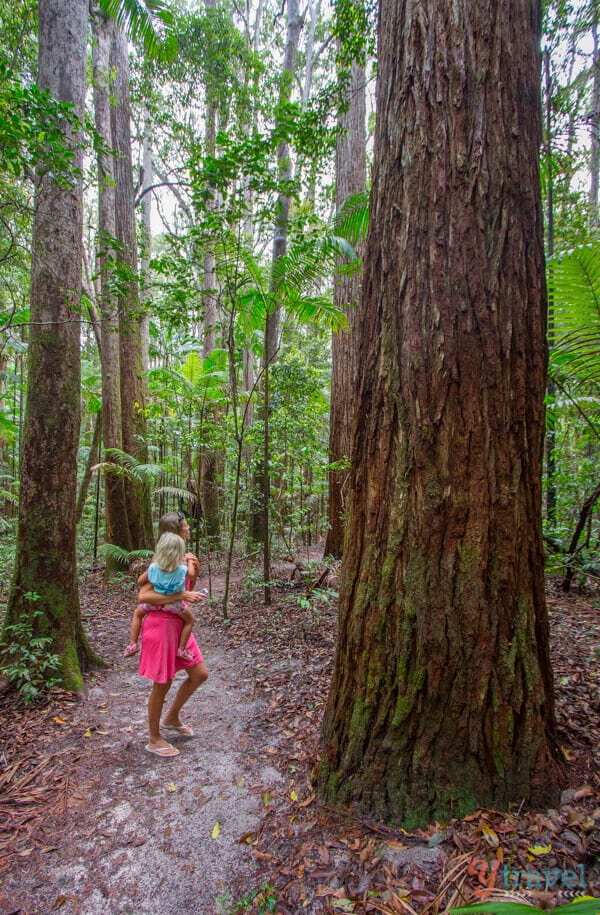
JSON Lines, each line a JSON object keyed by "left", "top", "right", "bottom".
{"left": 98, "top": 543, "right": 153, "bottom": 568}
{"left": 332, "top": 191, "right": 370, "bottom": 245}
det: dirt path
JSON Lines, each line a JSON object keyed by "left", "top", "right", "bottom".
{"left": 0, "top": 572, "right": 281, "bottom": 914}
{"left": 2, "top": 570, "right": 600, "bottom": 914}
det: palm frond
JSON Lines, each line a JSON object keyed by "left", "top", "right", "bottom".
{"left": 332, "top": 191, "right": 370, "bottom": 245}
{"left": 98, "top": 0, "right": 176, "bottom": 60}
{"left": 274, "top": 234, "right": 358, "bottom": 293}
{"left": 98, "top": 543, "right": 153, "bottom": 568}
{"left": 549, "top": 243, "right": 600, "bottom": 387}
{"left": 238, "top": 289, "right": 270, "bottom": 332}
{"left": 93, "top": 449, "right": 164, "bottom": 485}
{"left": 153, "top": 485, "right": 198, "bottom": 502}
{"left": 284, "top": 295, "right": 349, "bottom": 332}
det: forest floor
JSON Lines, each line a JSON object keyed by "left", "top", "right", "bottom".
{"left": 0, "top": 553, "right": 599, "bottom": 914}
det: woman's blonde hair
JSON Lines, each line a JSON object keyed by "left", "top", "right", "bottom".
{"left": 154, "top": 532, "right": 186, "bottom": 573}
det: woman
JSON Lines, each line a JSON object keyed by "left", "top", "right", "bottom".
{"left": 138, "top": 512, "right": 208, "bottom": 758}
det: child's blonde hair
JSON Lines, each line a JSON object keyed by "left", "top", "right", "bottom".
{"left": 154, "top": 532, "right": 186, "bottom": 572}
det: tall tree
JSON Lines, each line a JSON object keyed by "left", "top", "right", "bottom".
{"left": 4, "top": 0, "right": 97, "bottom": 686}
{"left": 590, "top": 18, "right": 600, "bottom": 221}
{"left": 320, "top": 0, "right": 561, "bottom": 826}
{"left": 249, "top": 0, "right": 304, "bottom": 549}
{"left": 91, "top": 5, "right": 133, "bottom": 555}
{"left": 110, "top": 25, "right": 154, "bottom": 548}
{"left": 325, "top": 48, "right": 366, "bottom": 559}
{"left": 199, "top": 0, "right": 222, "bottom": 546}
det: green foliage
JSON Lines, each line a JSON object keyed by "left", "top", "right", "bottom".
{"left": 98, "top": 0, "right": 177, "bottom": 61}
{"left": 550, "top": 244, "right": 600, "bottom": 391}
{"left": 332, "top": 191, "right": 369, "bottom": 246}
{"left": 0, "top": 63, "right": 83, "bottom": 182}
{"left": 451, "top": 899, "right": 600, "bottom": 915}
{"left": 229, "top": 882, "right": 277, "bottom": 913}
{"left": 94, "top": 448, "right": 164, "bottom": 487}
{"left": 0, "top": 607, "right": 62, "bottom": 703}
{"left": 334, "top": 0, "right": 377, "bottom": 70}
{"left": 97, "top": 543, "right": 153, "bottom": 570}
{"left": 544, "top": 243, "right": 600, "bottom": 574}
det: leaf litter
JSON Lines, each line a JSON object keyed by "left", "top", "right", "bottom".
{"left": 0, "top": 562, "right": 598, "bottom": 913}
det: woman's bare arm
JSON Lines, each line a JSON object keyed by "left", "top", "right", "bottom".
{"left": 138, "top": 583, "right": 203, "bottom": 605}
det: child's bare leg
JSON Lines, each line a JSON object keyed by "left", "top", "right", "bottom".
{"left": 177, "top": 607, "right": 194, "bottom": 652}
{"left": 124, "top": 605, "right": 145, "bottom": 656}
{"left": 175, "top": 607, "right": 195, "bottom": 660}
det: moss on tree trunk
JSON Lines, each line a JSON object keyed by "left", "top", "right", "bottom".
{"left": 320, "top": 0, "right": 562, "bottom": 827}
{"left": 3, "top": 0, "right": 102, "bottom": 689}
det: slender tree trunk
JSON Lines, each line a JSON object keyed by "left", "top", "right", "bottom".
{"left": 591, "top": 23, "right": 600, "bottom": 220}
{"left": 200, "top": 8, "right": 222, "bottom": 546}
{"left": 91, "top": 7, "right": 132, "bottom": 554}
{"left": 301, "top": 0, "right": 321, "bottom": 106}
{"left": 140, "top": 109, "right": 153, "bottom": 376}
{"left": 5, "top": 0, "right": 98, "bottom": 686}
{"left": 325, "top": 55, "right": 366, "bottom": 558}
{"left": 544, "top": 50, "right": 557, "bottom": 527}
{"left": 0, "top": 354, "right": 7, "bottom": 478}
{"left": 76, "top": 412, "right": 101, "bottom": 524}
{"left": 320, "top": 0, "right": 561, "bottom": 827}
{"left": 110, "top": 27, "right": 154, "bottom": 548}
{"left": 249, "top": 0, "right": 303, "bottom": 546}
{"left": 562, "top": 482, "right": 600, "bottom": 593}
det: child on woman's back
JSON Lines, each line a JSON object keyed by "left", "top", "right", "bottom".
{"left": 124, "top": 532, "right": 197, "bottom": 661}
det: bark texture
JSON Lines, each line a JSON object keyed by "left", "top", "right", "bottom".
{"left": 5, "top": 0, "right": 97, "bottom": 686}
{"left": 320, "top": 0, "right": 561, "bottom": 826}
{"left": 325, "top": 57, "right": 366, "bottom": 558}
{"left": 91, "top": 8, "right": 132, "bottom": 554}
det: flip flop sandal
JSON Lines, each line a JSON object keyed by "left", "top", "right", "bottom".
{"left": 162, "top": 723, "right": 194, "bottom": 737}
{"left": 145, "top": 743, "right": 180, "bottom": 757}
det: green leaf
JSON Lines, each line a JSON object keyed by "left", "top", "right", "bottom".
{"left": 450, "top": 904, "right": 545, "bottom": 915}
{"left": 97, "top": 0, "right": 176, "bottom": 60}
{"left": 451, "top": 901, "right": 600, "bottom": 915}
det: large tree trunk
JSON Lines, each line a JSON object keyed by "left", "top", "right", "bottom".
{"left": 91, "top": 7, "right": 132, "bottom": 554}
{"left": 325, "top": 56, "right": 366, "bottom": 559}
{"left": 110, "top": 27, "right": 154, "bottom": 548}
{"left": 320, "top": 0, "right": 561, "bottom": 827}
{"left": 4, "top": 0, "right": 97, "bottom": 687}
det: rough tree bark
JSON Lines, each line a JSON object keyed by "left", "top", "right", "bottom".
{"left": 320, "top": 0, "right": 561, "bottom": 827}
{"left": 4, "top": 0, "right": 98, "bottom": 686}
{"left": 91, "top": 6, "right": 132, "bottom": 555}
{"left": 325, "top": 55, "right": 366, "bottom": 559}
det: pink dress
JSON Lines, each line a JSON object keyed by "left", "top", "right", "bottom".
{"left": 138, "top": 610, "right": 203, "bottom": 684}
